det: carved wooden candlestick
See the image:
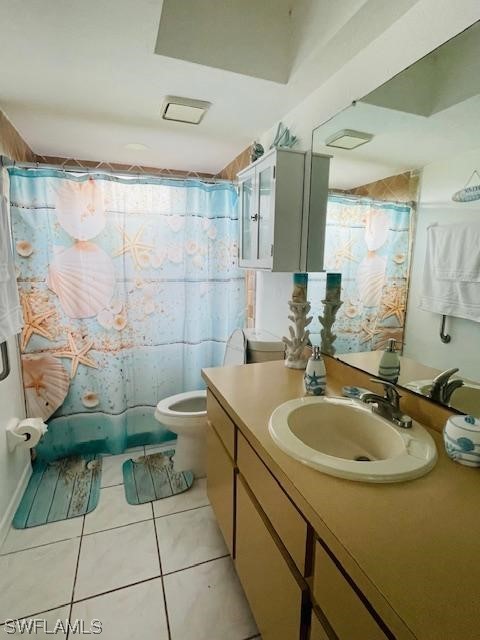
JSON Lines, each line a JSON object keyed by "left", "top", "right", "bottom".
{"left": 319, "top": 298, "right": 343, "bottom": 356}
{"left": 282, "top": 300, "right": 312, "bottom": 369}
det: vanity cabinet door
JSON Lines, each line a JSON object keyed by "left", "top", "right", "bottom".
{"left": 206, "top": 421, "right": 234, "bottom": 555}
{"left": 313, "top": 541, "right": 388, "bottom": 640}
{"left": 255, "top": 157, "right": 275, "bottom": 269}
{"left": 235, "top": 476, "right": 304, "bottom": 640}
{"left": 239, "top": 170, "right": 256, "bottom": 267}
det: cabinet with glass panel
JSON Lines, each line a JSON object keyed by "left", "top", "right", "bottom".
{"left": 237, "top": 148, "right": 330, "bottom": 271}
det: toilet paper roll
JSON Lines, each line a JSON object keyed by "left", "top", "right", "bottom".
{"left": 9, "top": 418, "right": 48, "bottom": 449}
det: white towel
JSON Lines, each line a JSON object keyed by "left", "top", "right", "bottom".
{"left": 432, "top": 222, "right": 480, "bottom": 282}
{"left": 420, "top": 223, "right": 480, "bottom": 323}
{"left": 0, "top": 168, "right": 23, "bottom": 342}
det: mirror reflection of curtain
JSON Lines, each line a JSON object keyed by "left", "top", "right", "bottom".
{"left": 310, "top": 195, "right": 412, "bottom": 354}
{"left": 9, "top": 168, "right": 244, "bottom": 459}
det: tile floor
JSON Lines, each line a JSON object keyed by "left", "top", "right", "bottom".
{"left": 0, "top": 445, "right": 260, "bottom": 640}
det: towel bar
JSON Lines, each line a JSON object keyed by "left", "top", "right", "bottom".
{"left": 440, "top": 315, "right": 451, "bottom": 344}
{"left": 0, "top": 340, "right": 10, "bottom": 381}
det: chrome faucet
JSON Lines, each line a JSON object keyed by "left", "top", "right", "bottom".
{"left": 360, "top": 379, "right": 413, "bottom": 429}
{"left": 428, "top": 367, "right": 464, "bottom": 404}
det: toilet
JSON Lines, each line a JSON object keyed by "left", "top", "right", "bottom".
{"left": 154, "top": 328, "right": 284, "bottom": 477}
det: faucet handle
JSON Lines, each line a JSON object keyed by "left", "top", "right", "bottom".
{"left": 368, "top": 378, "right": 401, "bottom": 407}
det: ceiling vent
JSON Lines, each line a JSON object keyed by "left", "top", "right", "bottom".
{"left": 161, "top": 96, "right": 211, "bottom": 124}
{"left": 325, "top": 129, "right": 373, "bottom": 150}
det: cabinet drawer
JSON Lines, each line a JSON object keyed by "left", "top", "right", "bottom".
{"left": 235, "top": 476, "right": 304, "bottom": 640}
{"left": 237, "top": 430, "right": 307, "bottom": 573}
{"left": 313, "top": 541, "right": 387, "bottom": 640}
{"left": 207, "top": 391, "right": 235, "bottom": 459}
{"left": 206, "top": 422, "right": 234, "bottom": 555}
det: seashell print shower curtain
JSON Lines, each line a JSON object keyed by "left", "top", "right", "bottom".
{"left": 308, "top": 195, "right": 412, "bottom": 353}
{"left": 9, "top": 168, "right": 244, "bottom": 460}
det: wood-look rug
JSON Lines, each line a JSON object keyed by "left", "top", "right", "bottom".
{"left": 123, "top": 450, "right": 194, "bottom": 505}
{"left": 13, "top": 454, "right": 102, "bottom": 529}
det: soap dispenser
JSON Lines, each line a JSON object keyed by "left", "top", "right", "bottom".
{"left": 304, "top": 346, "right": 326, "bottom": 396}
{"left": 378, "top": 338, "right": 400, "bottom": 384}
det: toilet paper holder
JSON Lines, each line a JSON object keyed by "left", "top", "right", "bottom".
{"left": 6, "top": 418, "right": 48, "bottom": 452}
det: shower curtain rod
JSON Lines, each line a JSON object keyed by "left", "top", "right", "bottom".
{"left": 0, "top": 155, "right": 231, "bottom": 184}
{"left": 328, "top": 189, "right": 416, "bottom": 208}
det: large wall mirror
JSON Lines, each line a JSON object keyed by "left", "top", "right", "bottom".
{"left": 311, "top": 21, "right": 480, "bottom": 417}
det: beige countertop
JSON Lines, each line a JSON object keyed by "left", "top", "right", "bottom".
{"left": 202, "top": 360, "right": 480, "bottom": 640}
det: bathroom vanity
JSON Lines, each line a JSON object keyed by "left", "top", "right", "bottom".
{"left": 202, "top": 360, "right": 480, "bottom": 640}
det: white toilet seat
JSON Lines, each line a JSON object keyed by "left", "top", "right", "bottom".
{"left": 155, "top": 390, "right": 207, "bottom": 429}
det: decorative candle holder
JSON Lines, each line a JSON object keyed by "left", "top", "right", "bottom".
{"left": 319, "top": 298, "right": 343, "bottom": 356}
{"left": 282, "top": 300, "right": 313, "bottom": 369}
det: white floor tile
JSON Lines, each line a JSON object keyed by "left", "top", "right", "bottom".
{"left": 164, "top": 556, "right": 258, "bottom": 640}
{"left": 1, "top": 517, "right": 83, "bottom": 555}
{"left": 83, "top": 485, "right": 152, "bottom": 535}
{"left": 0, "top": 606, "right": 70, "bottom": 639}
{"left": 155, "top": 505, "right": 227, "bottom": 574}
{"left": 153, "top": 478, "right": 209, "bottom": 518}
{"left": 101, "top": 451, "right": 144, "bottom": 488}
{"left": 74, "top": 520, "right": 160, "bottom": 600}
{"left": 0, "top": 539, "right": 79, "bottom": 620}
{"left": 72, "top": 579, "right": 168, "bottom": 640}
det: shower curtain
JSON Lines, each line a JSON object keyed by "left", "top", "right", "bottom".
{"left": 9, "top": 168, "right": 244, "bottom": 459}
{"left": 308, "top": 195, "right": 412, "bottom": 353}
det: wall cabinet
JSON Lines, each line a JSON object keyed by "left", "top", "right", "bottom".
{"left": 206, "top": 389, "right": 397, "bottom": 640}
{"left": 237, "top": 148, "right": 330, "bottom": 272}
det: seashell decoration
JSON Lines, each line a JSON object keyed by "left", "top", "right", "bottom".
{"left": 82, "top": 391, "right": 100, "bottom": 409}
{"left": 22, "top": 354, "right": 70, "bottom": 420}
{"left": 167, "top": 215, "right": 184, "bottom": 232}
{"left": 168, "top": 245, "right": 183, "bottom": 264}
{"left": 109, "top": 299, "right": 123, "bottom": 315}
{"left": 344, "top": 303, "right": 359, "bottom": 319}
{"left": 16, "top": 240, "right": 33, "bottom": 257}
{"left": 393, "top": 253, "right": 406, "bottom": 264}
{"left": 151, "top": 249, "right": 166, "bottom": 268}
{"left": 96, "top": 308, "right": 114, "bottom": 330}
{"left": 113, "top": 314, "right": 127, "bottom": 331}
{"left": 185, "top": 240, "right": 198, "bottom": 256}
{"left": 137, "top": 252, "right": 150, "bottom": 268}
{"left": 144, "top": 300, "right": 155, "bottom": 315}
{"left": 47, "top": 241, "right": 115, "bottom": 318}
{"left": 356, "top": 254, "right": 387, "bottom": 308}
{"left": 52, "top": 178, "right": 106, "bottom": 240}
{"left": 364, "top": 210, "right": 389, "bottom": 252}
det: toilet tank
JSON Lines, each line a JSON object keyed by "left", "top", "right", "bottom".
{"left": 244, "top": 328, "right": 285, "bottom": 363}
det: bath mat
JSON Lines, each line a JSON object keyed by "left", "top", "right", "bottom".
{"left": 123, "top": 450, "right": 194, "bottom": 505}
{"left": 12, "top": 454, "right": 102, "bottom": 529}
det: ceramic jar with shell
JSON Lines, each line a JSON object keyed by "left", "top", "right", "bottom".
{"left": 444, "top": 414, "right": 480, "bottom": 467}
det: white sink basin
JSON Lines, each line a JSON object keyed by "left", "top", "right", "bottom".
{"left": 269, "top": 396, "right": 437, "bottom": 483}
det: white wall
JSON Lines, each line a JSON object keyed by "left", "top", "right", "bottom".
{"left": 403, "top": 148, "right": 480, "bottom": 380}
{"left": 255, "top": 0, "right": 480, "bottom": 337}
{"left": 0, "top": 338, "right": 30, "bottom": 543}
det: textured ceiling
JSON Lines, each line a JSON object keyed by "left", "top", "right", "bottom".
{"left": 0, "top": 0, "right": 419, "bottom": 173}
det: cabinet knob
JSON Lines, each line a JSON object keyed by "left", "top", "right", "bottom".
{"left": 250, "top": 213, "right": 259, "bottom": 221}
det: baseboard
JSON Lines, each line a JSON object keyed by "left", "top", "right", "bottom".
{"left": 0, "top": 461, "right": 32, "bottom": 547}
